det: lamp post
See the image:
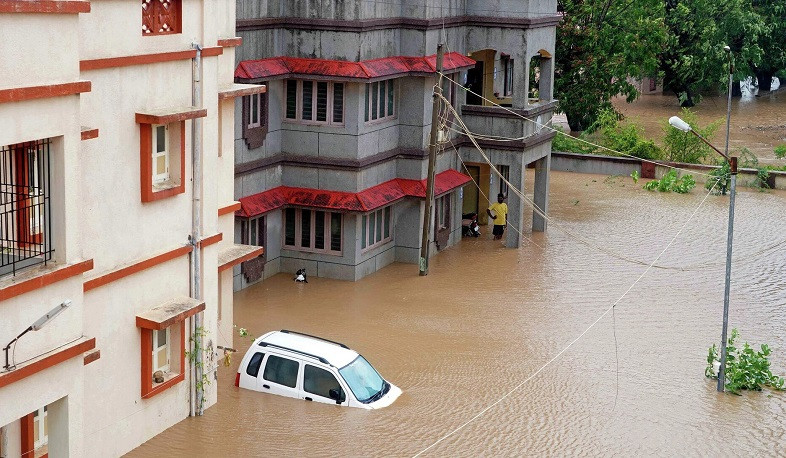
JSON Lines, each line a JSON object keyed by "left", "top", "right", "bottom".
{"left": 667, "top": 47, "right": 736, "bottom": 393}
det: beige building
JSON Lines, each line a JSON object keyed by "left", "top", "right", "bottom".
{"left": 0, "top": 1, "right": 260, "bottom": 456}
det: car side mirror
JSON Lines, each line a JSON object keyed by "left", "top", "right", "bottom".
{"left": 329, "top": 388, "right": 345, "bottom": 404}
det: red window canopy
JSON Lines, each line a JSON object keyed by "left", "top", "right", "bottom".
{"left": 237, "top": 169, "right": 471, "bottom": 218}
{"left": 235, "top": 52, "right": 475, "bottom": 82}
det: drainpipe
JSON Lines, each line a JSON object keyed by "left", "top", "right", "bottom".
{"left": 191, "top": 42, "right": 204, "bottom": 416}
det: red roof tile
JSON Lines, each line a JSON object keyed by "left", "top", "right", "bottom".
{"left": 235, "top": 52, "right": 475, "bottom": 81}
{"left": 236, "top": 170, "right": 471, "bottom": 218}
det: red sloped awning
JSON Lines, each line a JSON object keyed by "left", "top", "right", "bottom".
{"left": 236, "top": 170, "right": 471, "bottom": 218}
{"left": 235, "top": 52, "right": 475, "bottom": 82}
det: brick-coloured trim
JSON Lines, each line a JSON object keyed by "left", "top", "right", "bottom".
{"left": 0, "top": 81, "right": 91, "bottom": 104}
{"left": 0, "top": 338, "right": 96, "bottom": 390}
{"left": 217, "top": 37, "right": 242, "bottom": 47}
{"left": 139, "top": 121, "right": 186, "bottom": 202}
{"left": 218, "top": 202, "right": 241, "bottom": 216}
{"left": 83, "top": 246, "right": 191, "bottom": 292}
{"left": 80, "top": 46, "right": 222, "bottom": 72}
{"left": 136, "top": 302, "right": 204, "bottom": 330}
{"left": 218, "top": 247, "right": 264, "bottom": 272}
{"left": 237, "top": 14, "right": 562, "bottom": 33}
{"left": 0, "top": 1, "right": 90, "bottom": 14}
{"left": 80, "top": 127, "right": 99, "bottom": 141}
{"left": 199, "top": 233, "right": 223, "bottom": 248}
{"left": 135, "top": 108, "right": 207, "bottom": 125}
{"left": 235, "top": 147, "right": 427, "bottom": 176}
{"left": 21, "top": 412, "right": 34, "bottom": 458}
{"left": 83, "top": 349, "right": 100, "bottom": 365}
{"left": 1, "top": 259, "right": 93, "bottom": 301}
{"left": 141, "top": 322, "right": 185, "bottom": 399}
{"left": 201, "top": 46, "right": 223, "bottom": 57}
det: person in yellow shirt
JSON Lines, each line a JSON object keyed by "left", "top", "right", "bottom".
{"left": 486, "top": 193, "right": 508, "bottom": 240}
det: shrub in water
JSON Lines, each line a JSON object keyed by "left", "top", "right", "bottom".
{"left": 707, "top": 328, "right": 785, "bottom": 394}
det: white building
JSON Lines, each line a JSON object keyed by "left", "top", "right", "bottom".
{"left": 0, "top": 1, "right": 260, "bottom": 456}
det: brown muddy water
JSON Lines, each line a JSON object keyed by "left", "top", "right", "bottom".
{"left": 612, "top": 83, "right": 786, "bottom": 165}
{"left": 129, "top": 171, "right": 786, "bottom": 457}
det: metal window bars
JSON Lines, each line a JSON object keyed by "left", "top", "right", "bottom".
{"left": 0, "top": 139, "right": 53, "bottom": 277}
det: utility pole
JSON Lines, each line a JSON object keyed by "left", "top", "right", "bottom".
{"left": 419, "top": 43, "right": 444, "bottom": 276}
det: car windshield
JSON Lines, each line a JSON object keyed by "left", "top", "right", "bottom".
{"left": 338, "top": 356, "right": 386, "bottom": 403}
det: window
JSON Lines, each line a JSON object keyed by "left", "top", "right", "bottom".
{"left": 241, "top": 215, "right": 265, "bottom": 248}
{"left": 496, "top": 165, "right": 510, "bottom": 195}
{"left": 152, "top": 328, "right": 170, "bottom": 373}
{"left": 436, "top": 195, "right": 450, "bottom": 230}
{"left": 0, "top": 140, "right": 52, "bottom": 277}
{"left": 141, "top": 0, "right": 182, "bottom": 35}
{"left": 243, "top": 87, "right": 268, "bottom": 149}
{"left": 361, "top": 205, "right": 392, "bottom": 250}
{"left": 304, "top": 365, "right": 342, "bottom": 399}
{"left": 502, "top": 54, "right": 514, "bottom": 97}
{"left": 33, "top": 407, "right": 48, "bottom": 450}
{"left": 444, "top": 72, "right": 459, "bottom": 108}
{"left": 364, "top": 79, "right": 396, "bottom": 122}
{"left": 246, "top": 352, "right": 265, "bottom": 377}
{"left": 284, "top": 79, "right": 344, "bottom": 125}
{"left": 263, "top": 355, "right": 299, "bottom": 388}
{"left": 139, "top": 120, "right": 185, "bottom": 202}
{"left": 152, "top": 125, "right": 169, "bottom": 184}
{"left": 283, "top": 209, "right": 342, "bottom": 254}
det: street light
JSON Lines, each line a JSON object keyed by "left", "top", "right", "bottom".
{"left": 3, "top": 300, "right": 72, "bottom": 371}
{"left": 668, "top": 46, "right": 737, "bottom": 393}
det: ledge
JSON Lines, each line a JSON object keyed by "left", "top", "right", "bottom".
{"left": 460, "top": 100, "right": 558, "bottom": 120}
{"left": 454, "top": 129, "right": 557, "bottom": 152}
{"left": 0, "top": 337, "right": 95, "bottom": 389}
{"left": 218, "top": 201, "right": 241, "bottom": 216}
{"left": 0, "top": 1, "right": 90, "bottom": 14}
{"left": 0, "top": 81, "right": 91, "bottom": 104}
{"left": 1, "top": 260, "right": 94, "bottom": 301}
{"left": 136, "top": 297, "right": 205, "bottom": 330}
{"left": 81, "top": 126, "right": 98, "bottom": 140}
{"left": 217, "top": 37, "right": 243, "bottom": 47}
{"left": 199, "top": 233, "right": 223, "bottom": 248}
{"left": 218, "top": 83, "right": 266, "bottom": 100}
{"left": 83, "top": 246, "right": 191, "bottom": 292}
{"left": 218, "top": 244, "right": 264, "bottom": 272}
{"left": 135, "top": 107, "right": 207, "bottom": 125}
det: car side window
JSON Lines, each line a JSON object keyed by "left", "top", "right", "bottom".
{"left": 263, "top": 355, "right": 299, "bottom": 388}
{"left": 246, "top": 352, "right": 265, "bottom": 377}
{"left": 304, "top": 365, "right": 341, "bottom": 398}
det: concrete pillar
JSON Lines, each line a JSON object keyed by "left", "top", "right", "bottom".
{"left": 505, "top": 157, "right": 525, "bottom": 248}
{"left": 512, "top": 50, "right": 529, "bottom": 110}
{"left": 47, "top": 397, "right": 69, "bottom": 458}
{"left": 539, "top": 57, "right": 554, "bottom": 102}
{"left": 532, "top": 154, "right": 551, "bottom": 232}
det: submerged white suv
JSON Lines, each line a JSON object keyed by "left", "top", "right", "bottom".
{"left": 235, "top": 330, "right": 402, "bottom": 409}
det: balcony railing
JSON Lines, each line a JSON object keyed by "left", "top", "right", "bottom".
{"left": 1, "top": 139, "right": 53, "bottom": 277}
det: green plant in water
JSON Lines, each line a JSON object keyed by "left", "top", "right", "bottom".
{"left": 643, "top": 170, "right": 695, "bottom": 193}
{"left": 662, "top": 108, "right": 721, "bottom": 164}
{"left": 775, "top": 144, "right": 786, "bottom": 160}
{"left": 630, "top": 170, "right": 640, "bottom": 184}
{"left": 706, "top": 328, "right": 785, "bottom": 395}
{"left": 706, "top": 161, "right": 731, "bottom": 195}
{"left": 587, "top": 109, "right": 663, "bottom": 160}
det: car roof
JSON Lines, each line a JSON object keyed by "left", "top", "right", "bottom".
{"left": 255, "top": 330, "right": 359, "bottom": 368}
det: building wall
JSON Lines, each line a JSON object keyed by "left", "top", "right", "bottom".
{"left": 1, "top": 1, "right": 241, "bottom": 456}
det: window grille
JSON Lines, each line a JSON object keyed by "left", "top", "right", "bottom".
{"left": 142, "top": 0, "right": 181, "bottom": 35}
{"left": 1, "top": 139, "right": 52, "bottom": 277}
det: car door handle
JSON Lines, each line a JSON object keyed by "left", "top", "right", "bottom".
{"left": 305, "top": 397, "right": 312, "bottom": 401}
{"left": 262, "top": 384, "right": 270, "bottom": 389}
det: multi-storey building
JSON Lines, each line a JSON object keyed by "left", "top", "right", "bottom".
{"left": 0, "top": 1, "right": 258, "bottom": 456}
{"left": 231, "top": 1, "right": 559, "bottom": 288}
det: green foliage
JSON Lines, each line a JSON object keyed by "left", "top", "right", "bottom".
{"left": 589, "top": 110, "right": 663, "bottom": 160}
{"left": 706, "top": 161, "right": 731, "bottom": 194}
{"left": 752, "top": 168, "right": 771, "bottom": 191}
{"left": 751, "top": 1, "right": 786, "bottom": 84}
{"left": 631, "top": 170, "right": 640, "bottom": 184}
{"left": 556, "top": 0, "right": 665, "bottom": 131}
{"left": 185, "top": 326, "right": 212, "bottom": 412}
{"left": 643, "top": 170, "right": 696, "bottom": 193}
{"left": 706, "top": 328, "right": 785, "bottom": 394}
{"left": 661, "top": 0, "right": 765, "bottom": 106}
{"left": 775, "top": 144, "right": 786, "bottom": 159}
{"left": 551, "top": 127, "right": 597, "bottom": 155}
{"left": 662, "top": 108, "right": 721, "bottom": 163}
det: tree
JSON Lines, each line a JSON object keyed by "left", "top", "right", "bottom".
{"left": 555, "top": 0, "right": 665, "bottom": 132}
{"left": 661, "top": 0, "right": 764, "bottom": 106}
{"left": 751, "top": 0, "right": 786, "bottom": 91}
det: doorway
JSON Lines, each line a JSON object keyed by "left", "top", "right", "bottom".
{"left": 462, "top": 164, "right": 480, "bottom": 215}
{"left": 465, "top": 61, "right": 484, "bottom": 105}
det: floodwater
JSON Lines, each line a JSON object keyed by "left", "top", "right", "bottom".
{"left": 129, "top": 171, "right": 786, "bottom": 457}
{"left": 612, "top": 80, "right": 786, "bottom": 165}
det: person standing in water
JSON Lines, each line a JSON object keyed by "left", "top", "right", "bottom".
{"left": 486, "top": 193, "right": 508, "bottom": 240}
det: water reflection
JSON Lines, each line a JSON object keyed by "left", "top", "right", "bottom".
{"left": 128, "top": 171, "right": 786, "bottom": 457}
